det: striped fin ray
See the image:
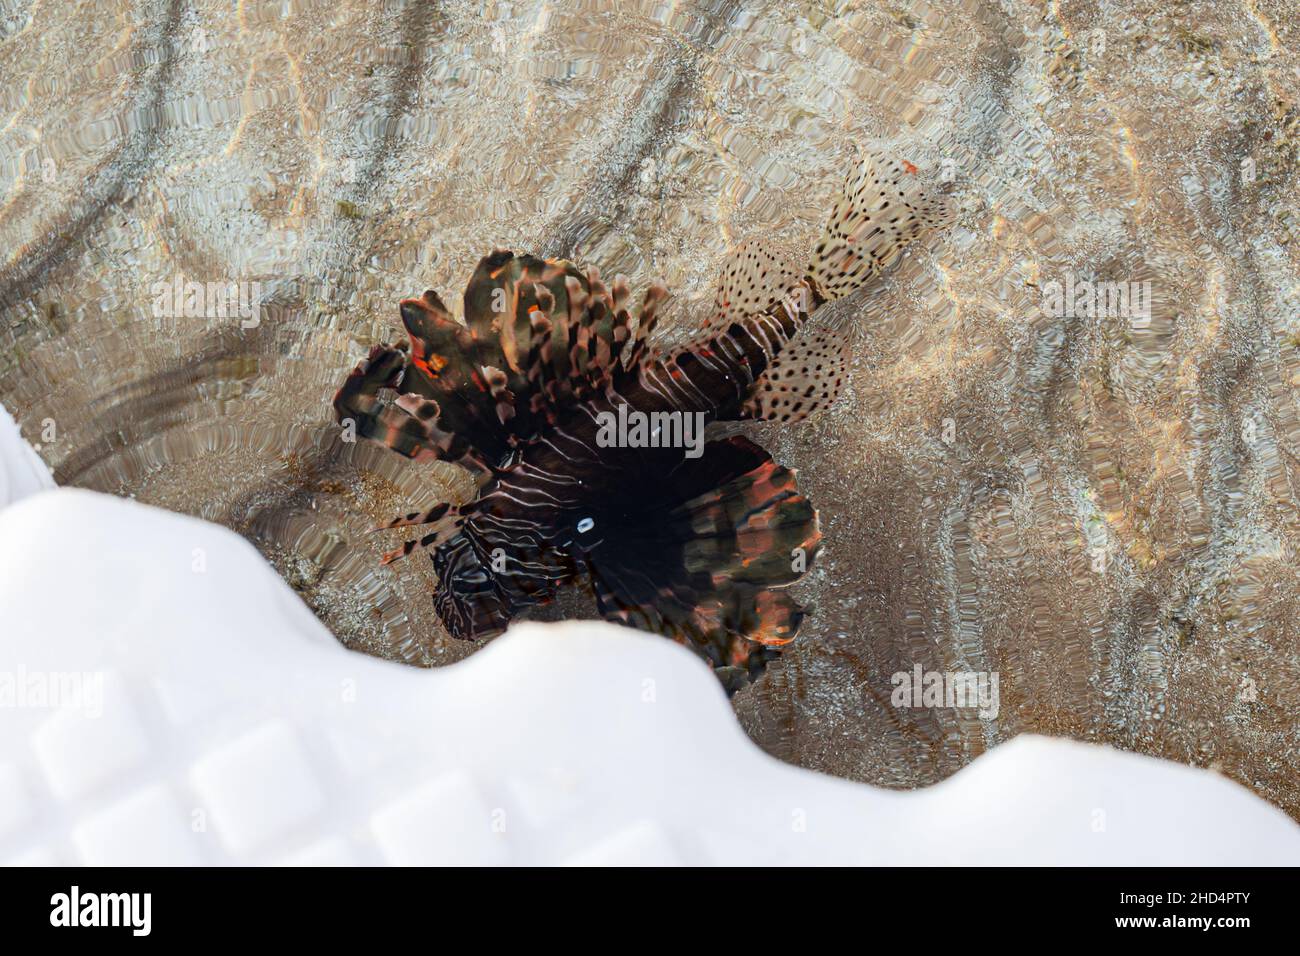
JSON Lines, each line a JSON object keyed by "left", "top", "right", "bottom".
{"left": 621, "top": 280, "right": 670, "bottom": 371}
{"left": 379, "top": 501, "right": 452, "bottom": 530}
{"left": 563, "top": 267, "right": 640, "bottom": 392}
{"left": 332, "top": 344, "right": 478, "bottom": 465}
{"left": 378, "top": 504, "right": 471, "bottom": 564}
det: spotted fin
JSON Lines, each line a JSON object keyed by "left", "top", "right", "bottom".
{"left": 808, "top": 152, "right": 953, "bottom": 300}
{"left": 740, "top": 327, "right": 852, "bottom": 424}
{"left": 708, "top": 238, "right": 802, "bottom": 328}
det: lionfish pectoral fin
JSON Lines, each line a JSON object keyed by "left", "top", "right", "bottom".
{"left": 583, "top": 436, "right": 820, "bottom": 683}
{"left": 735, "top": 325, "right": 853, "bottom": 424}
{"left": 333, "top": 286, "right": 529, "bottom": 470}
{"left": 333, "top": 345, "right": 434, "bottom": 458}
{"left": 808, "top": 151, "right": 955, "bottom": 300}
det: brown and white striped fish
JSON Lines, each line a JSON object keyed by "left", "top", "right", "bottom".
{"left": 333, "top": 153, "right": 952, "bottom": 687}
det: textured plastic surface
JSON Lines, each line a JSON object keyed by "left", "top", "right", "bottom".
{"left": 0, "top": 482, "right": 1297, "bottom": 865}
{"left": 0, "top": 407, "right": 54, "bottom": 510}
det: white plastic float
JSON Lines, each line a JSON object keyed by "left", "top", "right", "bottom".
{"left": 0, "top": 406, "right": 1296, "bottom": 865}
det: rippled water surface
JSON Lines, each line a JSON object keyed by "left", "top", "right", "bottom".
{"left": 2, "top": 0, "right": 1299, "bottom": 816}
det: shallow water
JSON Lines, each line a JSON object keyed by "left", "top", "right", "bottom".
{"left": 2, "top": 0, "right": 1298, "bottom": 817}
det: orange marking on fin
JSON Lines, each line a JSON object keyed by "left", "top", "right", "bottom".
{"left": 902, "top": 159, "right": 918, "bottom": 174}
{"left": 413, "top": 353, "right": 448, "bottom": 377}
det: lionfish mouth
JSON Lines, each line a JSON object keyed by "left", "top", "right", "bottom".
{"left": 332, "top": 153, "right": 953, "bottom": 688}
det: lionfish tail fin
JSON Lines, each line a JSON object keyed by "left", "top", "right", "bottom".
{"left": 739, "top": 328, "right": 853, "bottom": 424}
{"left": 807, "top": 151, "right": 954, "bottom": 300}
{"left": 707, "top": 238, "right": 803, "bottom": 329}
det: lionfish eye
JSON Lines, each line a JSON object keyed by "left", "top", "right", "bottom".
{"left": 577, "top": 517, "right": 595, "bottom": 534}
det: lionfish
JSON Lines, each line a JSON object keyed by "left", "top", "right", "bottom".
{"left": 334, "top": 154, "right": 951, "bottom": 687}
